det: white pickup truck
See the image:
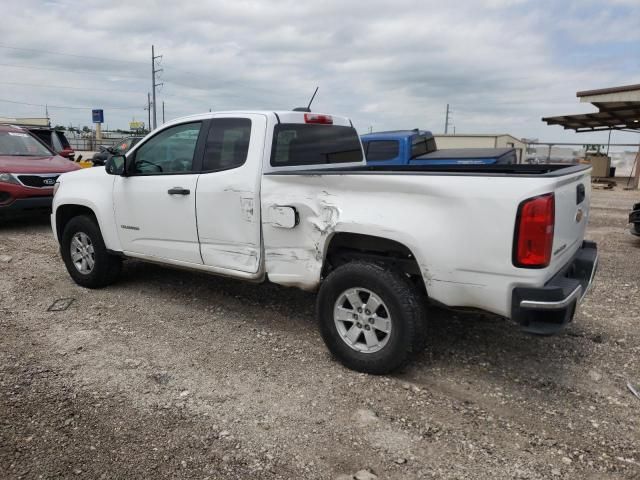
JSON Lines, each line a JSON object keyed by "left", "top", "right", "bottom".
{"left": 51, "top": 111, "right": 598, "bottom": 374}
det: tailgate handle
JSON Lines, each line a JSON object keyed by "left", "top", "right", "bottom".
{"left": 576, "top": 184, "right": 585, "bottom": 204}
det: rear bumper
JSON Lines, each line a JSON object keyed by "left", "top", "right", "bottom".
{"left": 0, "top": 196, "right": 53, "bottom": 216}
{"left": 511, "top": 240, "right": 598, "bottom": 334}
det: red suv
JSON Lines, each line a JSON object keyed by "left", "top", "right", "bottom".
{"left": 0, "top": 125, "right": 81, "bottom": 217}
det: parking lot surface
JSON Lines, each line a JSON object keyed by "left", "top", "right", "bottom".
{"left": 1, "top": 187, "right": 639, "bottom": 479}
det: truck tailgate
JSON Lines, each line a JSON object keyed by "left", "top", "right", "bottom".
{"left": 548, "top": 170, "right": 590, "bottom": 272}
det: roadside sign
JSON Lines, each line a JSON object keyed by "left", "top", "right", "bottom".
{"left": 92, "top": 109, "right": 104, "bottom": 123}
{"left": 129, "top": 120, "right": 145, "bottom": 130}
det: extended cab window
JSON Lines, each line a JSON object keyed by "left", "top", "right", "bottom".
{"left": 132, "top": 122, "right": 201, "bottom": 175}
{"left": 364, "top": 140, "right": 399, "bottom": 161}
{"left": 202, "top": 118, "right": 251, "bottom": 171}
{"left": 271, "top": 124, "right": 362, "bottom": 167}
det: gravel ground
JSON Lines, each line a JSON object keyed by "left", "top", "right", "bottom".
{"left": 1, "top": 187, "right": 639, "bottom": 480}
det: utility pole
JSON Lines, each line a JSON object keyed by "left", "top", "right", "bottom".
{"left": 146, "top": 92, "right": 151, "bottom": 131}
{"left": 162, "top": 101, "right": 165, "bottom": 124}
{"left": 151, "top": 45, "right": 163, "bottom": 130}
{"left": 444, "top": 103, "right": 450, "bottom": 134}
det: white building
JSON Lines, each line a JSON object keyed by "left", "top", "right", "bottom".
{"left": 433, "top": 134, "right": 527, "bottom": 163}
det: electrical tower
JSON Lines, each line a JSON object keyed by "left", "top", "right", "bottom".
{"left": 444, "top": 103, "right": 453, "bottom": 134}
{"left": 151, "top": 45, "right": 163, "bottom": 130}
{"left": 146, "top": 93, "right": 151, "bottom": 131}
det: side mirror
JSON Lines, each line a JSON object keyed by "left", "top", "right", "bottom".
{"left": 105, "top": 154, "right": 127, "bottom": 176}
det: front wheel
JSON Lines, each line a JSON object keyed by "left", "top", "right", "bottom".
{"left": 317, "top": 262, "right": 427, "bottom": 374}
{"left": 60, "top": 215, "right": 122, "bottom": 288}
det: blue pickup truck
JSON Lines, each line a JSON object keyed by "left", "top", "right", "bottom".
{"left": 361, "top": 129, "right": 517, "bottom": 166}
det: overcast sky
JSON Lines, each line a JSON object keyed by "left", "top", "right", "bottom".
{"left": 1, "top": 0, "right": 639, "bottom": 144}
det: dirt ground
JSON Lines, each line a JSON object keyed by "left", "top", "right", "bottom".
{"left": 1, "top": 187, "right": 639, "bottom": 480}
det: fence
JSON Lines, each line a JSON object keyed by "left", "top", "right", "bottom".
{"left": 67, "top": 136, "right": 127, "bottom": 151}
{"left": 525, "top": 142, "right": 640, "bottom": 164}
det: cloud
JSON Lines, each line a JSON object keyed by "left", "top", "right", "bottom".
{"left": 0, "top": 0, "right": 638, "bottom": 144}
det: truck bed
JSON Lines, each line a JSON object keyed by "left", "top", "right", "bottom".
{"left": 262, "top": 161, "right": 591, "bottom": 319}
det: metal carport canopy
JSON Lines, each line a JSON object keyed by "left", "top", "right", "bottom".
{"left": 542, "top": 83, "right": 640, "bottom": 132}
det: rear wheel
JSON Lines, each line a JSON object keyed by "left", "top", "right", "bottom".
{"left": 60, "top": 215, "right": 122, "bottom": 288}
{"left": 317, "top": 262, "right": 427, "bottom": 374}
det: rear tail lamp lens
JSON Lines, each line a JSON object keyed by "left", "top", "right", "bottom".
{"left": 514, "top": 193, "right": 555, "bottom": 268}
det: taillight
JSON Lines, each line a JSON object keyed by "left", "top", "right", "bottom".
{"left": 514, "top": 193, "right": 555, "bottom": 268}
{"left": 304, "top": 113, "right": 333, "bottom": 124}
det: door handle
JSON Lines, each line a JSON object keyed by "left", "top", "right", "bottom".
{"left": 168, "top": 187, "right": 190, "bottom": 195}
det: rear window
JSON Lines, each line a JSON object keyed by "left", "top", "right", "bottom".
{"left": 270, "top": 124, "right": 363, "bottom": 167}
{"left": 364, "top": 140, "right": 399, "bottom": 161}
{"left": 410, "top": 135, "right": 437, "bottom": 158}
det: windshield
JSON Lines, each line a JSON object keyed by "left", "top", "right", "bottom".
{"left": 0, "top": 131, "right": 53, "bottom": 156}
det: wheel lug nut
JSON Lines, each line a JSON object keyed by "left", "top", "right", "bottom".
{"left": 365, "top": 310, "right": 371, "bottom": 315}
{"left": 356, "top": 322, "right": 362, "bottom": 328}
{"left": 357, "top": 308, "right": 363, "bottom": 313}
{"left": 364, "top": 325, "right": 371, "bottom": 330}
{"left": 368, "top": 318, "right": 374, "bottom": 324}
{"left": 353, "top": 313, "right": 359, "bottom": 320}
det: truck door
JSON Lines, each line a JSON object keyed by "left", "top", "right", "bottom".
{"left": 195, "top": 114, "right": 266, "bottom": 274}
{"left": 112, "top": 121, "right": 205, "bottom": 264}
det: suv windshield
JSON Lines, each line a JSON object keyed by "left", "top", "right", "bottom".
{"left": 0, "top": 131, "right": 52, "bottom": 156}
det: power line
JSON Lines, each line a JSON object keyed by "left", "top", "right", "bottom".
{"left": 0, "top": 98, "right": 143, "bottom": 110}
{"left": 0, "top": 62, "right": 143, "bottom": 80}
{"left": 0, "top": 81, "right": 143, "bottom": 94}
{"left": 161, "top": 69, "right": 285, "bottom": 97}
{"left": 0, "top": 44, "right": 147, "bottom": 66}
{"left": 0, "top": 44, "right": 285, "bottom": 99}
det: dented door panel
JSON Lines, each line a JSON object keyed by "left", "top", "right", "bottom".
{"left": 196, "top": 114, "right": 266, "bottom": 274}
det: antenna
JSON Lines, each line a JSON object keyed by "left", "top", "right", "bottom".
{"left": 307, "top": 86, "right": 319, "bottom": 110}
{"left": 293, "top": 86, "right": 319, "bottom": 112}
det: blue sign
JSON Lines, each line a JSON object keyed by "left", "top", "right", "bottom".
{"left": 92, "top": 109, "right": 104, "bottom": 123}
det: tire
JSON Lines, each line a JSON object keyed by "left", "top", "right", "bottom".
{"left": 60, "top": 215, "right": 122, "bottom": 288}
{"left": 317, "top": 261, "right": 427, "bottom": 374}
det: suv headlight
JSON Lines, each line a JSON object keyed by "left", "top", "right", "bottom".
{"left": 0, "top": 173, "right": 20, "bottom": 185}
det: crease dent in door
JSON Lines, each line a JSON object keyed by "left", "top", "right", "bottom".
{"left": 199, "top": 193, "right": 258, "bottom": 268}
